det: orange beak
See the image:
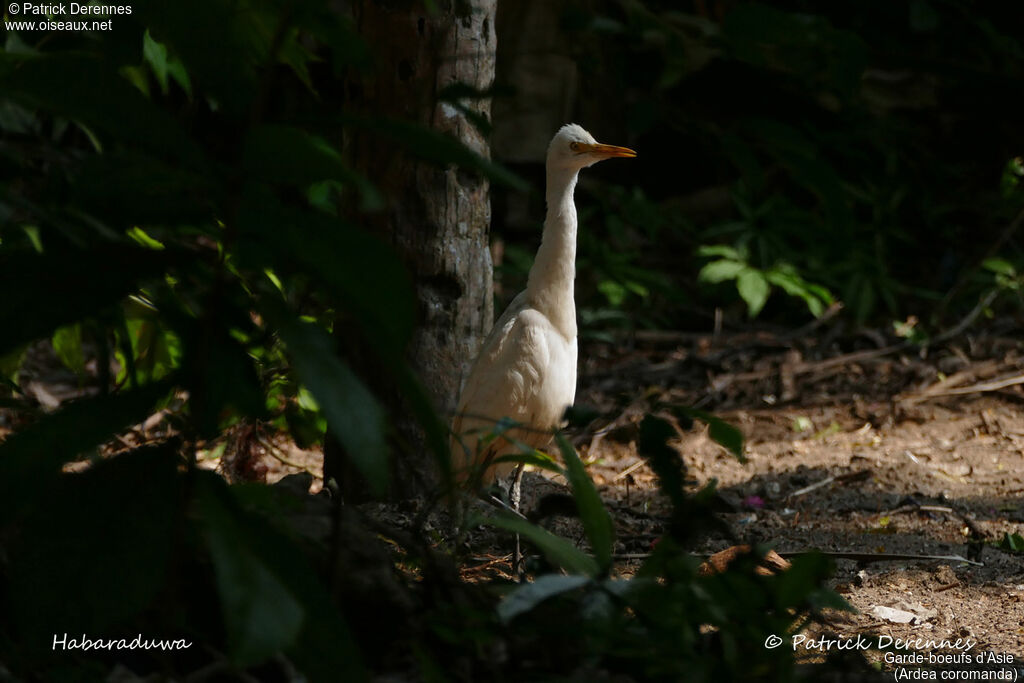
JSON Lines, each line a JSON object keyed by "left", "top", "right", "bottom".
{"left": 577, "top": 142, "right": 637, "bottom": 158}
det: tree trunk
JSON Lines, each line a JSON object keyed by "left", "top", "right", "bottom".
{"left": 326, "top": 0, "right": 496, "bottom": 500}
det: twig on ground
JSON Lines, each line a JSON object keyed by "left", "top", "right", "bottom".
{"left": 786, "top": 470, "right": 871, "bottom": 500}
{"left": 778, "top": 550, "right": 984, "bottom": 567}
{"left": 256, "top": 435, "right": 322, "bottom": 479}
{"left": 613, "top": 458, "right": 646, "bottom": 481}
{"left": 880, "top": 503, "right": 955, "bottom": 517}
{"left": 899, "top": 371, "right": 1024, "bottom": 403}
{"left": 928, "top": 288, "right": 1000, "bottom": 349}
{"left": 613, "top": 550, "right": 983, "bottom": 567}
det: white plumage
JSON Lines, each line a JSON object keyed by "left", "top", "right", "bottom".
{"left": 451, "top": 124, "right": 636, "bottom": 485}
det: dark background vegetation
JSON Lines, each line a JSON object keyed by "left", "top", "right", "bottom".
{"left": 493, "top": 0, "right": 1024, "bottom": 333}
{"left": 0, "top": 0, "right": 1021, "bottom": 680}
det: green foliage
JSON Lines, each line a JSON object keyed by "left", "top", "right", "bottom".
{"left": 275, "top": 313, "right": 389, "bottom": 495}
{"left": 5, "top": 0, "right": 1001, "bottom": 678}
{"left": 672, "top": 405, "right": 746, "bottom": 462}
{"left": 557, "top": 433, "right": 616, "bottom": 571}
{"left": 480, "top": 415, "right": 848, "bottom": 681}
{"left": 0, "top": 1, "right": 517, "bottom": 678}
{"left": 698, "top": 244, "right": 833, "bottom": 318}
{"left": 0, "top": 380, "right": 175, "bottom": 517}
{"left": 984, "top": 258, "right": 1024, "bottom": 293}
{"left": 546, "top": 0, "right": 1024, "bottom": 327}
{"left": 576, "top": 186, "right": 674, "bottom": 333}
{"left": 194, "top": 473, "right": 365, "bottom": 675}
{"left": 998, "top": 532, "right": 1024, "bottom": 553}
{"left": 51, "top": 324, "right": 86, "bottom": 377}
{"left": 7, "top": 446, "right": 181, "bottom": 647}
{"left": 484, "top": 512, "right": 602, "bottom": 577}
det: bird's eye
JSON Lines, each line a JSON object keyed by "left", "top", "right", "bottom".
{"left": 569, "top": 141, "right": 581, "bottom": 152}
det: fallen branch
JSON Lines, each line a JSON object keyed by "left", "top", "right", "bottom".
{"left": 899, "top": 370, "right": 1024, "bottom": 403}
{"left": 256, "top": 436, "right": 323, "bottom": 479}
{"left": 786, "top": 469, "right": 872, "bottom": 500}
{"left": 710, "top": 342, "right": 910, "bottom": 391}
{"left": 778, "top": 550, "right": 983, "bottom": 567}
{"left": 612, "top": 458, "right": 646, "bottom": 481}
{"left": 611, "top": 550, "right": 983, "bottom": 567}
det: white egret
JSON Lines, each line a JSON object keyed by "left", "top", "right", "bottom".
{"left": 451, "top": 124, "right": 636, "bottom": 490}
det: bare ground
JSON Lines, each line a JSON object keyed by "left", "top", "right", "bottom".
{"left": 571, "top": 331, "right": 1024, "bottom": 676}
{"left": 8, "top": 328, "right": 1024, "bottom": 677}
{"left": 214, "top": 330, "right": 1024, "bottom": 675}
{"left": 584, "top": 396, "right": 1024, "bottom": 671}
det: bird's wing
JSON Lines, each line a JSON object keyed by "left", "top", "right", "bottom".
{"left": 456, "top": 304, "right": 550, "bottom": 427}
{"left": 451, "top": 299, "right": 554, "bottom": 477}
{"left": 453, "top": 290, "right": 529, "bottom": 427}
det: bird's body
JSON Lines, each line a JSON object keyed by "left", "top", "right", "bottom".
{"left": 451, "top": 124, "right": 635, "bottom": 485}
{"left": 451, "top": 290, "right": 579, "bottom": 482}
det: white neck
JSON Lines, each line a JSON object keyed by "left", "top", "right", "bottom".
{"left": 526, "top": 166, "right": 579, "bottom": 340}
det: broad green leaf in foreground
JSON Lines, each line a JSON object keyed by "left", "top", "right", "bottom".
{"left": 556, "top": 434, "right": 615, "bottom": 572}
{"left": 497, "top": 574, "right": 592, "bottom": 623}
{"left": 482, "top": 511, "right": 600, "bottom": 577}
{"left": 274, "top": 313, "right": 389, "bottom": 495}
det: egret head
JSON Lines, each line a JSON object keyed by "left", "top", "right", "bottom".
{"left": 546, "top": 123, "right": 636, "bottom": 172}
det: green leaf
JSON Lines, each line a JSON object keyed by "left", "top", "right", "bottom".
{"left": 192, "top": 472, "right": 367, "bottom": 679}
{"left": 204, "top": 473, "right": 368, "bottom": 679}
{"left": 482, "top": 511, "right": 601, "bottom": 577}
{"left": 497, "top": 574, "right": 592, "bottom": 623}
{"left": 22, "top": 225, "right": 42, "bottom": 252}
{"left": 51, "top": 324, "right": 85, "bottom": 376}
{"left": 0, "top": 344, "right": 27, "bottom": 383}
{"left": 71, "top": 152, "right": 218, "bottom": 227}
{"left": 274, "top": 314, "right": 389, "bottom": 495}
{"left": 0, "top": 247, "right": 176, "bottom": 358}
{"left": 771, "top": 552, "right": 850, "bottom": 611}
{"left": 637, "top": 415, "right": 687, "bottom": 509}
{"left": 698, "top": 259, "right": 745, "bottom": 284}
{"left": 556, "top": 434, "right": 615, "bottom": 573}
{"left": 766, "top": 267, "right": 832, "bottom": 317}
{"left": 196, "top": 476, "right": 305, "bottom": 666}
{"left": 675, "top": 407, "right": 745, "bottom": 461}
{"left": 137, "top": 1, "right": 261, "bottom": 114}
{"left": 493, "top": 449, "right": 563, "bottom": 474}
{"left": 244, "top": 125, "right": 382, "bottom": 210}
{"left": 238, "top": 194, "right": 415, "bottom": 352}
{"left": 0, "top": 380, "right": 174, "bottom": 516}
{"left": 736, "top": 268, "right": 770, "bottom": 316}
{"left": 141, "top": 30, "right": 193, "bottom": 97}
{"left": 142, "top": 30, "right": 170, "bottom": 93}
{"left": 0, "top": 53, "right": 200, "bottom": 161}
{"left": 8, "top": 446, "right": 180, "bottom": 646}
{"left": 180, "top": 325, "right": 265, "bottom": 437}
{"left": 1001, "top": 157, "right": 1024, "bottom": 199}
{"left": 697, "top": 244, "right": 741, "bottom": 260}
{"left": 999, "top": 532, "right": 1024, "bottom": 553}
{"left": 126, "top": 227, "right": 166, "bottom": 250}
{"left": 598, "top": 279, "right": 628, "bottom": 307}
{"left": 121, "top": 315, "right": 180, "bottom": 383}
{"left": 983, "top": 258, "right": 1016, "bottom": 277}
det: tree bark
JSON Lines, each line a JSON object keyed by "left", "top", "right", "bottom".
{"left": 327, "top": 0, "right": 496, "bottom": 500}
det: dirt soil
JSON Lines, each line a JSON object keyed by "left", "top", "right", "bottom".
{"left": 579, "top": 395, "right": 1024, "bottom": 671}
{"left": 221, "top": 330, "right": 1024, "bottom": 675}
{"left": 9, "top": 328, "right": 1024, "bottom": 678}
{"left": 566, "top": 332, "right": 1024, "bottom": 678}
